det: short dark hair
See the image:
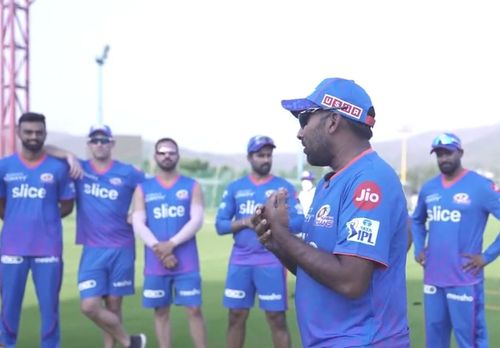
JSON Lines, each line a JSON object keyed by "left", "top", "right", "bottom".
{"left": 344, "top": 106, "right": 375, "bottom": 140}
{"left": 155, "top": 137, "right": 178, "bottom": 151}
{"left": 18, "top": 112, "right": 46, "bottom": 126}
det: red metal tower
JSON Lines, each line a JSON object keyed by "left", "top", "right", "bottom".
{"left": 0, "top": 0, "right": 32, "bottom": 157}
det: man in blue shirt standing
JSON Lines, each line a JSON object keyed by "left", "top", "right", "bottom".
{"left": 253, "top": 78, "right": 410, "bottom": 348}
{"left": 412, "top": 133, "right": 500, "bottom": 348}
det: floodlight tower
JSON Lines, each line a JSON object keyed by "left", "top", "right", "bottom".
{"left": 0, "top": 0, "right": 34, "bottom": 157}
{"left": 95, "top": 45, "right": 110, "bottom": 125}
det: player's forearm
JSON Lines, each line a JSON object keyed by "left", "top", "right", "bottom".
{"left": 272, "top": 225, "right": 370, "bottom": 298}
{"left": 169, "top": 204, "right": 204, "bottom": 246}
{"left": 59, "top": 200, "right": 74, "bottom": 218}
{"left": 411, "top": 222, "right": 427, "bottom": 257}
{"left": 132, "top": 211, "right": 159, "bottom": 248}
{"left": 483, "top": 234, "right": 500, "bottom": 264}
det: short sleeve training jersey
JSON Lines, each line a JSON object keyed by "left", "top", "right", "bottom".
{"left": 215, "top": 175, "right": 304, "bottom": 266}
{"left": 0, "top": 153, "right": 75, "bottom": 256}
{"left": 139, "top": 175, "right": 200, "bottom": 276}
{"left": 412, "top": 170, "right": 500, "bottom": 286}
{"left": 296, "top": 150, "right": 409, "bottom": 347}
{"left": 75, "top": 160, "right": 145, "bottom": 247}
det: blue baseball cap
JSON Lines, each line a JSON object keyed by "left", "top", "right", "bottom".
{"left": 247, "top": 135, "right": 276, "bottom": 154}
{"left": 281, "top": 77, "right": 375, "bottom": 127}
{"left": 88, "top": 124, "right": 112, "bottom": 138}
{"left": 430, "top": 133, "right": 462, "bottom": 154}
{"left": 301, "top": 170, "right": 315, "bottom": 181}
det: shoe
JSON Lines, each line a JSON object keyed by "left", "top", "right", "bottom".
{"left": 129, "top": 333, "right": 147, "bottom": 348}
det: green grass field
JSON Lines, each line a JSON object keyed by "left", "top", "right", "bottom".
{"left": 13, "top": 213, "right": 500, "bottom": 348}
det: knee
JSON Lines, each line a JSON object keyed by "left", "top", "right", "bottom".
{"left": 185, "top": 306, "right": 203, "bottom": 318}
{"left": 80, "top": 300, "right": 99, "bottom": 318}
{"left": 265, "top": 311, "right": 288, "bottom": 331}
{"left": 228, "top": 309, "right": 249, "bottom": 327}
{"left": 155, "top": 306, "right": 170, "bottom": 320}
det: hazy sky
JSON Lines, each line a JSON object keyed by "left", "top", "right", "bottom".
{"left": 29, "top": 0, "right": 499, "bottom": 154}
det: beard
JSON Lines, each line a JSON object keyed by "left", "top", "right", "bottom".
{"left": 22, "top": 139, "right": 44, "bottom": 152}
{"left": 438, "top": 161, "right": 459, "bottom": 175}
{"left": 156, "top": 159, "right": 177, "bottom": 172}
{"left": 254, "top": 163, "right": 271, "bottom": 176}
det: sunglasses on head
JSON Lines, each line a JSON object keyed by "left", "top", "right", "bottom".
{"left": 297, "top": 107, "right": 342, "bottom": 128}
{"left": 88, "top": 137, "right": 112, "bottom": 145}
{"left": 432, "top": 134, "right": 460, "bottom": 147}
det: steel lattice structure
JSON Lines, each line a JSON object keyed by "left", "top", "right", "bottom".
{"left": 0, "top": 0, "right": 32, "bottom": 157}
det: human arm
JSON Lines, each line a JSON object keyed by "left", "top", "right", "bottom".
{"left": 215, "top": 185, "right": 252, "bottom": 235}
{"left": 256, "top": 189, "right": 375, "bottom": 299}
{"left": 45, "top": 145, "right": 84, "bottom": 179}
{"left": 463, "top": 233, "right": 500, "bottom": 274}
{"left": 59, "top": 199, "right": 74, "bottom": 217}
{"left": 0, "top": 198, "right": 5, "bottom": 220}
{"left": 131, "top": 187, "right": 160, "bottom": 248}
{"left": 411, "top": 191, "right": 429, "bottom": 265}
{"left": 407, "top": 216, "right": 413, "bottom": 253}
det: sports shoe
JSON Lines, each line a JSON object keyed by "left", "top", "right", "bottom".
{"left": 129, "top": 333, "right": 147, "bottom": 348}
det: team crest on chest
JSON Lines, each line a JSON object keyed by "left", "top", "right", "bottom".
{"left": 109, "top": 177, "right": 123, "bottom": 186}
{"left": 176, "top": 189, "right": 189, "bottom": 200}
{"left": 313, "top": 205, "right": 334, "bottom": 227}
{"left": 40, "top": 173, "right": 54, "bottom": 183}
{"left": 453, "top": 193, "right": 471, "bottom": 205}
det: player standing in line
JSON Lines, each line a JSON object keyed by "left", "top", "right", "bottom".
{"left": 252, "top": 78, "right": 410, "bottom": 347}
{"left": 132, "top": 137, "right": 207, "bottom": 348}
{"left": 215, "top": 135, "right": 304, "bottom": 348}
{"left": 412, "top": 133, "right": 500, "bottom": 348}
{"left": 0, "top": 112, "right": 75, "bottom": 348}
{"left": 46, "top": 124, "right": 147, "bottom": 348}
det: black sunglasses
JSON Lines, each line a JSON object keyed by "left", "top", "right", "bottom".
{"left": 88, "top": 137, "right": 112, "bottom": 145}
{"left": 297, "top": 107, "right": 340, "bottom": 128}
{"left": 156, "top": 150, "right": 178, "bottom": 156}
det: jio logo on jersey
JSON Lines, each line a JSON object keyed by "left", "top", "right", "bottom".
{"left": 353, "top": 181, "right": 381, "bottom": 210}
{"left": 427, "top": 205, "right": 461, "bottom": 222}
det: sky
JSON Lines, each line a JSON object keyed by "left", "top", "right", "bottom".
{"left": 28, "top": 0, "right": 500, "bottom": 154}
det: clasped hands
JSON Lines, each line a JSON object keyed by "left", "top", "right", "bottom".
{"left": 153, "top": 240, "right": 177, "bottom": 269}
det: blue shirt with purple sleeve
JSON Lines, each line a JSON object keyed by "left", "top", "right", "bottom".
{"left": 412, "top": 170, "right": 500, "bottom": 286}
{"left": 75, "top": 160, "right": 145, "bottom": 248}
{"left": 0, "top": 153, "right": 75, "bottom": 256}
{"left": 296, "top": 150, "right": 409, "bottom": 348}
{"left": 215, "top": 175, "right": 304, "bottom": 266}
{"left": 139, "top": 175, "right": 200, "bottom": 276}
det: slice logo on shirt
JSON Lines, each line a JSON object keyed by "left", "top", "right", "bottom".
{"left": 313, "top": 204, "right": 334, "bottom": 227}
{"left": 109, "top": 177, "right": 123, "bottom": 186}
{"left": 40, "top": 173, "right": 54, "bottom": 183}
{"left": 176, "top": 189, "right": 189, "bottom": 200}
{"left": 453, "top": 193, "right": 471, "bottom": 205}
{"left": 353, "top": 181, "right": 381, "bottom": 210}
{"left": 346, "top": 218, "right": 380, "bottom": 246}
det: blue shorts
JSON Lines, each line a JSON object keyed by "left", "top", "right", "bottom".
{"left": 142, "top": 272, "right": 202, "bottom": 308}
{"left": 223, "top": 264, "right": 288, "bottom": 311}
{"left": 78, "top": 246, "right": 135, "bottom": 299}
{"left": 423, "top": 282, "right": 487, "bottom": 348}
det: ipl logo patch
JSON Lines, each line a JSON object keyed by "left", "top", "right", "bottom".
{"left": 346, "top": 218, "right": 380, "bottom": 246}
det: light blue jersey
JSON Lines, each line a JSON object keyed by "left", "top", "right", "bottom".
{"left": 296, "top": 149, "right": 409, "bottom": 347}
{"left": 215, "top": 175, "right": 304, "bottom": 265}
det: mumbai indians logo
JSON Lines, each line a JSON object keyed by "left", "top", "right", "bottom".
{"left": 453, "top": 193, "right": 470, "bottom": 205}
{"left": 313, "top": 205, "right": 334, "bottom": 227}
{"left": 40, "top": 173, "right": 54, "bottom": 183}
{"left": 265, "top": 189, "right": 276, "bottom": 198}
{"left": 109, "top": 177, "right": 123, "bottom": 186}
{"left": 176, "top": 189, "right": 189, "bottom": 200}
{"left": 321, "top": 94, "right": 363, "bottom": 119}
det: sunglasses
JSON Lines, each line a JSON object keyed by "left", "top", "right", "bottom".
{"left": 156, "top": 150, "right": 178, "bottom": 156}
{"left": 297, "top": 107, "right": 341, "bottom": 128}
{"left": 88, "top": 137, "right": 112, "bottom": 145}
{"left": 432, "top": 134, "right": 461, "bottom": 147}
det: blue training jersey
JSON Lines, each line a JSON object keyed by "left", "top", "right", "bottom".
{"left": 296, "top": 149, "right": 409, "bottom": 348}
{"left": 412, "top": 170, "right": 500, "bottom": 286}
{"left": 75, "top": 160, "right": 145, "bottom": 247}
{"left": 139, "top": 175, "right": 200, "bottom": 276}
{"left": 0, "top": 153, "right": 75, "bottom": 256}
{"left": 215, "top": 174, "right": 304, "bottom": 266}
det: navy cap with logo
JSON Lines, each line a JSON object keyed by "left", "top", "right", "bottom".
{"left": 430, "top": 133, "right": 462, "bottom": 154}
{"left": 88, "top": 124, "right": 112, "bottom": 138}
{"left": 247, "top": 135, "right": 276, "bottom": 154}
{"left": 281, "top": 77, "right": 375, "bottom": 127}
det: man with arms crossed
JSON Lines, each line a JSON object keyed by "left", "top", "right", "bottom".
{"left": 132, "top": 137, "right": 207, "bottom": 348}
{"left": 253, "top": 78, "right": 410, "bottom": 347}
{"left": 412, "top": 133, "right": 500, "bottom": 348}
{"left": 215, "top": 135, "right": 304, "bottom": 348}
{"left": 0, "top": 112, "right": 75, "bottom": 348}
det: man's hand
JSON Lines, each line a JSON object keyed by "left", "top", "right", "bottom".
{"left": 416, "top": 250, "right": 426, "bottom": 266}
{"left": 153, "top": 240, "right": 176, "bottom": 260}
{"left": 66, "top": 153, "right": 84, "bottom": 179}
{"left": 462, "top": 254, "right": 487, "bottom": 275}
{"left": 162, "top": 254, "right": 178, "bottom": 269}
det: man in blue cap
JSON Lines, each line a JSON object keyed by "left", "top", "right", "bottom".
{"left": 412, "top": 132, "right": 500, "bottom": 348}
{"left": 252, "top": 78, "right": 410, "bottom": 347}
{"left": 215, "top": 135, "right": 304, "bottom": 348}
